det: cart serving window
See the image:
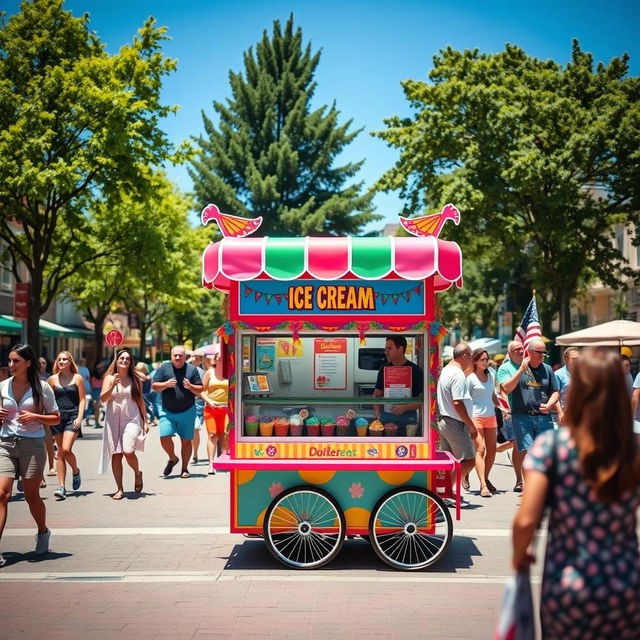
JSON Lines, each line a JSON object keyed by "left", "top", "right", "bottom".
{"left": 202, "top": 207, "right": 465, "bottom": 570}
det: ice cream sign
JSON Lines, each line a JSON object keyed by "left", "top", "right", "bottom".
{"left": 237, "top": 279, "right": 425, "bottom": 317}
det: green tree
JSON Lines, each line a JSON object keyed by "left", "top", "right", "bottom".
{"left": 166, "top": 293, "right": 225, "bottom": 348}
{"left": 190, "top": 15, "right": 378, "bottom": 236}
{"left": 374, "top": 41, "right": 640, "bottom": 332}
{"left": 117, "top": 173, "right": 203, "bottom": 357}
{"left": 0, "top": 0, "right": 183, "bottom": 354}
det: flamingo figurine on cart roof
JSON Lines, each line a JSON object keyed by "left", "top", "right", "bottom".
{"left": 399, "top": 203, "right": 460, "bottom": 238}
{"left": 201, "top": 203, "right": 263, "bottom": 238}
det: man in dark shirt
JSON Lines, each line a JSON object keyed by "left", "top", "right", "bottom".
{"left": 152, "top": 345, "right": 203, "bottom": 478}
{"left": 373, "top": 336, "right": 424, "bottom": 433}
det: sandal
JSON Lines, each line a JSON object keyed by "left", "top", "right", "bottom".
{"left": 40, "top": 479, "right": 47, "bottom": 488}
{"left": 180, "top": 470, "right": 190, "bottom": 479}
{"left": 112, "top": 490, "right": 124, "bottom": 500}
{"left": 134, "top": 472, "right": 143, "bottom": 493}
{"left": 486, "top": 479, "right": 497, "bottom": 493}
{"left": 513, "top": 482, "right": 523, "bottom": 493}
{"left": 480, "top": 486, "right": 492, "bottom": 498}
{"left": 462, "top": 474, "right": 470, "bottom": 491}
{"left": 163, "top": 457, "right": 179, "bottom": 477}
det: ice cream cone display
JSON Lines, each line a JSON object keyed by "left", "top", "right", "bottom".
{"left": 383, "top": 422, "right": 399, "bottom": 437}
{"left": 336, "top": 415, "right": 351, "bottom": 436}
{"left": 299, "top": 408, "right": 309, "bottom": 420}
{"left": 289, "top": 415, "right": 303, "bottom": 436}
{"left": 245, "top": 414, "right": 259, "bottom": 437}
{"left": 320, "top": 418, "right": 336, "bottom": 437}
{"left": 368, "top": 419, "right": 384, "bottom": 437}
{"left": 405, "top": 423, "right": 418, "bottom": 437}
{"left": 274, "top": 416, "right": 290, "bottom": 437}
{"left": 355, "top": 417, "right": 369, "bottom": 437}
{"left": 259, "top": 416, "right": 274, "bottom": 437}
{"left": 345, "top": 409, "right": 356, "bottom": 420}
{"left": 305, "top": 416, "right": 320, "bottom": 437}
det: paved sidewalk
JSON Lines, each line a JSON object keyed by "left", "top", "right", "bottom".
{"left": 0, "top": 424, "right": 534, "bottom": 639}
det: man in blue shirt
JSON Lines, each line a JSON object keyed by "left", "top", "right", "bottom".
{"left": 554, "top": 347, "right": 580, "bottom": 417}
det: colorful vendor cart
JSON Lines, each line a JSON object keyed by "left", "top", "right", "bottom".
{"left": 201, "top": 204, "right": 464, "bottom": 571}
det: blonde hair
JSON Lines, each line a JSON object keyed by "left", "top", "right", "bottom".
{"left": 53, "top": 351, "right": 79, "bottom": 375}
{"left": 135, "top": 362, "right": 149, "bottom": 374}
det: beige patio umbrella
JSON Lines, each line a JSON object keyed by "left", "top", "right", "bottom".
{"left": 555, "top": 319, "right": 640, "bottom": 347}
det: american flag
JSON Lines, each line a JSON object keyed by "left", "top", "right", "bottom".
{"left": 515, "top": 296, "right": 541, "bottom": 349}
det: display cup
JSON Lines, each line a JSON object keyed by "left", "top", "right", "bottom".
{"left": 405, "top": 424, "right": 418, "bottom": 437}
{"left": 336, "top": 423, "right": 350, "bottom": 436}
{"left": 289, "top": 423, "right": 303, "bottom": 437}
{"left": 384, "top": 424, "right": 398, "bottom": 438}
{"left": 356, "top": 425, "right": 368, "bottom": 437}
{"left": 274, "top": 423, "right": 289, "bottom": 437}
{"left": 369, "top": 427, "right": 384, "bottom": 438}
{"left": 321, "top": 424, "right": 336, "bottom": 437}
{"left": 259, "top": 422, "right": 274, "bottom": 437}
{"left": 245, "top": 421, "right": 259, "bottom": 436}
{"left": 305, "top": 424, "right": 320, "bottom": 437}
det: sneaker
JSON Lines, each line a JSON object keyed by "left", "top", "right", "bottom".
{"left": 34, "top": 528, "right": 51, "bottom": 555}
{"left": 54, "top": 487, "right": 66, "bottom": 500}
{"left": 72, "top": 469, "right": 81, "bottom": 491}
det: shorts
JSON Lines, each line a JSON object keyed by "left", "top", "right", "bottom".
{"left": 204, "top": 405, "right": 228, "bottom": 436}
{"left": 194, "top": 402, "right": 204, "bottom": 430}
{"left": 51, "top": 410, "right": 78, "bottom": 435}
{"left": 437, "top": 415, "right": 476, "bottom": 461}
{"left": 511, "top": 413, "right": 554, "bottom": 451}
{"left": 158, "top": 406, "right": 196, "bottom": 440}
{"left": 501, "top": 414, "right": 516, "bottom": 442}
{"left": 0, "top": 436, "right": 46, "bottom": 480}
{"left": 91, "top": 388, "right": 102, "bottom": 403}
{"left": 472, "top": 415, "right": 497, "bottom": 430}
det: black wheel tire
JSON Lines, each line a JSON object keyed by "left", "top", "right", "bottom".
{"left": 263, "top": 485, "right": 345, "bottom": 569}
{"left": 368, "top": 486, "right": 453, "bottom": 571}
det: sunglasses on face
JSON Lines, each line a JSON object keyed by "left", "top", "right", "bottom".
{"left": 530, "top": 349, "right": 547, "bottom": 355}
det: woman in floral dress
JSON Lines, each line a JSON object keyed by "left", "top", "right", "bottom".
{"left": 512, "top": 349, "right": 640, "bottom": 639}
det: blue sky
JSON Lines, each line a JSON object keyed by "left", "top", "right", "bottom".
{"left": 5, "top": 1, "right": 640, "bottom": 230}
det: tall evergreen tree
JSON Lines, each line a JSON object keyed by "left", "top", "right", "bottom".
{"left": 190, "top": 15, "right": 378, "bottom": 236}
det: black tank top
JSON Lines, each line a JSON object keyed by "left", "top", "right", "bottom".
{"left": 53, "top": 382, "right": 80, "bottom": 412}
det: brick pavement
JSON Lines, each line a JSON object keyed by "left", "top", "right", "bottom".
{"left": 0, "top": 424, "right": 536, "bottom": 639}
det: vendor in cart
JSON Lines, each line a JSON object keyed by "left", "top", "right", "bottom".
{"left": 372, "top": 336, "right": 424, "bottom": 431}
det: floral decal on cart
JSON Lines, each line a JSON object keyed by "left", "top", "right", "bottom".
{"left": 268, "top": 482, "right": 285, "bottom": 498}
{"left": 349, "top": 482, "right": 365, "bottom": 499}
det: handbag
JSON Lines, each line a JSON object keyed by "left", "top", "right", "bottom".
{"left": 493, "top": 568, "right": 535, "bottom": 640}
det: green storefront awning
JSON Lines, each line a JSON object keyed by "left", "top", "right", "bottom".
{"left": 0, "top": 315, "right": 23, "bottom": 333}
{"left": 0, "top": 316, "right": 93, "bottom": 339}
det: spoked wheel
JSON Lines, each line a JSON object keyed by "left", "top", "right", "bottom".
{"left": 263, "top": 486, "right": 346, "bottom": 569}
{"left": 369, "top": 486, "right": 452, "bottom": 571}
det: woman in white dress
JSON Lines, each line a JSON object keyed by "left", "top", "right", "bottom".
{"left": 99, "top": 349, "right": 148, "bottom": 500}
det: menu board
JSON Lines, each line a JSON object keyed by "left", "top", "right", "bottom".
{"left": 383, "top": 366, "right": 412, "bottom": 413}
{"left": 256, "top": 337, "right": 276, "bottom": 372}
{"left": 313, "top": 338, "right": 347, "bottom": 390}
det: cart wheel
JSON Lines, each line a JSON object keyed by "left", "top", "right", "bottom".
{"left": 263, "top": 485, "right": 345, "bottom": 569}
{"left": 369, "top": 486, "right": 452, "bottom": 571}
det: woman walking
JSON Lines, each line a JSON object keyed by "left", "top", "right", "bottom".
{"left": 99, "top": 349, "right": 148, "bottom": 500}
{"left": 513, "top": 350, "right": 640, "bottom": 639}
{"left": 201, "top": 352, "right": 229, "bottom": 474}
{"left": 0, "top": 344, "right": 60, "bottom": 565}
{"left": 466, "top": 348, "right": 501, "bottom": 497}
{"left": 48, "top": 351, "right": 85, "bottom": 500}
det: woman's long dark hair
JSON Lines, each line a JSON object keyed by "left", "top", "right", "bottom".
{"left": 105, "top": 348, "right": 143, "bottom": 404}
{"left": 10, "top": 344, "right": 43, "bottom": 412}
{"left": 564, "top": 349, "right": 640, "bottom": 502}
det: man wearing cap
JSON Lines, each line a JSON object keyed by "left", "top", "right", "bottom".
{"left": 498, "top": 339, "right": 558, "bottom": 461}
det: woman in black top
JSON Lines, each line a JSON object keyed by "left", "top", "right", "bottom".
{"left": 47, "top": 351, "right": 86, "bottom": 500}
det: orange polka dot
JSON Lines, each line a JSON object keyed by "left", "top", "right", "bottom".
{"left": 298, "top": 470, "right": 336, "bottom": 485}
{"left": 376, "top": 471, "right": 415, "bottom": 485}
{"left": 238, "top": 470, "right": 257, "bottom": 485}
{"left": 343, "top": 507, "right": 371, "bottom": 528}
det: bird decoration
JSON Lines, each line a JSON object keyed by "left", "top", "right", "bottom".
{"left": 201, "top": 203, "right": 263, "bottom": 238}
{"left": 399, "top": 203, "right": 460, "bottom": 238}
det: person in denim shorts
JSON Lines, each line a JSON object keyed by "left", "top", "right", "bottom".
{"left": 0, "top": 344, "right": 60, "bottom": 566}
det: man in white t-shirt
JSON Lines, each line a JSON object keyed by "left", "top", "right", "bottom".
{"left": 437, "top": 343, "right": 477, "bottom": 485}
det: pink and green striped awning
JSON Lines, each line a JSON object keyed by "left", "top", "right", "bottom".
{"left": 202, "top": 236, "right": 463, "bottom": 292}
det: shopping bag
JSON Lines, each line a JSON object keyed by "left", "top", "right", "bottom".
{"left": 493, "top": 569, "right": 535, "bottom": 640}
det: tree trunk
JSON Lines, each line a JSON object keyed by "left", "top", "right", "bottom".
{"left": 27, "top": 274, "right": 42, "bottom": 356}
{"left": 559, "top": 290, "right": 572, "bottom": 335}
{"left": 138, "top": 324, "right": 147, "bottom": 361}
{"left": 92, "top": 309, "right": 108, "bottom": 367}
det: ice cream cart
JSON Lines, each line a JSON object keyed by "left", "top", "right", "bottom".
{"left": 201, "top": 205, "right": 464, "bottom": 571}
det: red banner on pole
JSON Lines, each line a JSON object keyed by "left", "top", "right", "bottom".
{"left": 14, "top": 282, "right": 29, "bottom": 321}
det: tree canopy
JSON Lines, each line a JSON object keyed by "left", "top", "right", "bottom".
{"left": 190, "top": 14, "right": 378, "bottom": 236}
{"left": 0, "top": 0, "right": 184, "bottom": 353}
{"left": 374, "top": 41, "right": 640, "bottom": 332}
